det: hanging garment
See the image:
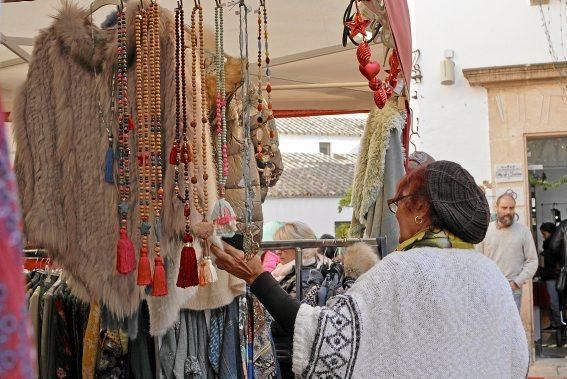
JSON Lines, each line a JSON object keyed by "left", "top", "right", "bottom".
{"left": 82, "top": 303, "right": 101, "bottom": 379}
{"left": 13, "top": 2, "right": 245, "bottom": 334}
{"left": 128, "top": 301, "right": 156, "bottom": 379}
{"left": 349, "top": 101, "right": 406, "bottom": 254}
{"left": 159, "top": 309, "right": 214, "bottom": 379}
{"left": 0, "top": 104, "right": 35, "bottom": 378}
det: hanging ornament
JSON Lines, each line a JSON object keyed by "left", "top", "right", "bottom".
{"left": 174, "top": 1, "right": 199, "bottom": 288}
{"left": 211, "top": 0, "right": 237, "bottom": 238}
{"left": 344, "top": 12, "right": 371, "bottom": 39}
{"left": 115, "top": 7, "right": 137, "bottom": 275}
{"left": 347, "top": 0, "right": 401, "bottom": 109}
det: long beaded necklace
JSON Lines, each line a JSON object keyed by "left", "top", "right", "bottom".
{"left": 254, "top": 0, "right": 277, "bottom": 187}
{"left": 211, "top": 0, "right": 237, "bottom": 238}
{"left": 175, "top": 0, "right": 199, "bottom": 288}
{"left": 114, "top": 6, "right": 137, "bottom": 275}
{"left": 135, "top": 3, "right": 167, "bottom": 296}
{"left": 193, "top": 1, "right": 218, "bottom": 286}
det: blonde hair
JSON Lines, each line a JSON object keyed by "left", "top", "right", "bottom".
{"left": 274, "top": 222, "right": 319, "bottom": 262}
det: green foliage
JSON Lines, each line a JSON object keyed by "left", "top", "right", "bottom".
{"left": 338, "top": 186, "right": 353, "bottom": 213}
{"left": 529, "top": 173, "right": 567, "bottom": 190}
{"left": 335, "top": 223, "right": 350, "bottom": 238}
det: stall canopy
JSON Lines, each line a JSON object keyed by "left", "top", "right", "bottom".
{"left": 0, "top": 0, "right": 411, "bottom": 115}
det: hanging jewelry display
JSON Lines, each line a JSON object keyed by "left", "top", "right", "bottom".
{"left": 174, "top": 0, "right": 200, "bottom": 288}
{"left": 238, "top": 0, "right": 260, "bottom": 262}
{"left": 135, "top": 2, "right": 167, "bottom": 296}
{"left": 114, "top": 6, "right": 137, "bottom": 275}
{"left": 345, "top": 0, "right": 401, "bottom": 109}
{"left": 211, "top": 0, "right": 237, "bottom": 238}
{"left": 254, "top": 0, "right": 277, "bottom": 187}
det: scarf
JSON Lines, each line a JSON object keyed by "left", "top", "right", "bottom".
{"left": 397, "top": 229, "right": 474, "bottom": 252}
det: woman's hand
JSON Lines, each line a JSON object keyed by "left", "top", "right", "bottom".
{"left": 210, "top": 242, "right": 265, "bottom": 285}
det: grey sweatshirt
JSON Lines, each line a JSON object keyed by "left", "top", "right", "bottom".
{"left": 477, "top": 221, "right": 538, "bottom": 286}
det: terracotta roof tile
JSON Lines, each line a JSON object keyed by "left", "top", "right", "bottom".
{"left": 267, "top": 153, "right": 357, "bottom": 198}
{"left": 276, "top": 116, "right": 365, "bottom": 137}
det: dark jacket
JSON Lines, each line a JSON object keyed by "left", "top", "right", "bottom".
{"left": 541, "top": 237, "right": 561, "bottom": 280}
{"left": 550, "top": 220, "right": 567, "bottom": 269}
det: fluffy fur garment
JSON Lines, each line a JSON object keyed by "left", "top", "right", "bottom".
{"left": 343, "top": 242, "right": 379, "bottom": 278}
{"left": 349, "top": 100, "right": 406, "bottom": 237}
{"left": 13, "top": 2, "right": 245, "bottom": 333}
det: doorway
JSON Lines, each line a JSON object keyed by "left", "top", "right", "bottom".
{"left": 527, "top": 135, "right": 567, "bottom": 358}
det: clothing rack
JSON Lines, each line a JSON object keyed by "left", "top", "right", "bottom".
{"left": 259, "top": 237, "right": 387, "bottom": 300}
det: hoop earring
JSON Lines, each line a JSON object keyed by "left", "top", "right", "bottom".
{"left": 414, "top": 215, "right": 424, "bottom": 225}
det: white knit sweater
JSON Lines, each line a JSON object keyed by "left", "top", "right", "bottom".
{"left": 292, "top": 248, "right": 529, "bottom": 378}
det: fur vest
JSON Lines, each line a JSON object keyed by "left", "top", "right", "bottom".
{"left": 13, "top": 2, "right": 245, "bottom": 334}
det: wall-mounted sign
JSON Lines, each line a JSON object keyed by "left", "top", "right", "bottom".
{"left": 495, "top": 163, "right": 524, "bottom": 183}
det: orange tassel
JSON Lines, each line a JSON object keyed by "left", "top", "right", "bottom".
{"left": 137, "top": 247, "right": 152, "bottom": 285}
{"left": 198, "top": 256, "right": 218, "bottom": 286}
{"left": 151, "top": 255, "right": 168, "bottom": 296}
{"left": 176, "top": 234, "right": 199, "bottom": 288}
{"left": 116, "top": 229, "right": 136, "bottom": 274}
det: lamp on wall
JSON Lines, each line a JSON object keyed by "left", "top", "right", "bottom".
{"left": 440, "top": 49, "right": 455, "bottom": 85}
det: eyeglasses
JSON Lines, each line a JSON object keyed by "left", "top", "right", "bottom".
{"left": 387, "top": 193, "right": 420, "bottom": 214}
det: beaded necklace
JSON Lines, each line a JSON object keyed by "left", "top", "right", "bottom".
{"left": 193, "top": 1, "right": 218, "bottom": 286}
{"left": 175, "top": 1, "right": 199, "bottom": 288}
{"left": 211, "top": 0, "right": 237, "bottom": 238}
{"left": 135, "top": 2, "right": 167, "bottom": 296}
{"left": 114, "top": 7, "right": 137, "bottom": 275}
{"left": 254, "top": 0, "right": 277, "bottom": 187}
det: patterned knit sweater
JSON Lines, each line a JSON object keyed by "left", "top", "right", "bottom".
{"left": 292, "top": 247, "right": 529, "bottom": 378}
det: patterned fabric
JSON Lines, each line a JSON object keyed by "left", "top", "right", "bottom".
{"left": 0, "top": 104, "right": 35, "bottom": 378}
{"left": 208, "top": 305, "right": 225, "bottom": 374}
{"left": 397, "top": 229, "right": 474, "bottom": 251}
{"left": 293, "top": 248, "right": 530, "bottom": 377}
{"left": 252, "top": 296, "right": 278, "bottom": 379}
{"left": 303, "top": 296, "right": 361, "bottom": 378}
{"left": 82, "top": 303, "right": 101, "bottom": 379}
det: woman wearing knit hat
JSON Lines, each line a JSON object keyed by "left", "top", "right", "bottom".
{"left": 212, "top": 161, "right": 529, "bottom": 377}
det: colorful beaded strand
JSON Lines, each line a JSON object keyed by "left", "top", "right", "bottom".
{"left": 115, "top": 7, "right": 137, "bottom": 275}
{"left": 148, "top": 2, "right": 167, "bottom": 296}
{"left": 211, "top": 1, "right": 237, "bottom": 238}
{"left": 176, "top": 1, "right": 199, "bottom": 288}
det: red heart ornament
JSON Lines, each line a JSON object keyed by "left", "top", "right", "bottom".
{"left": 368, "top": 77, "right": 383, "bottom": 91}
{"left": 356, "top": 42, "right": 372, "bottom": 65}
{"left": 374, "top": 87, "right": 387, "bottom": 109}
{"left": 359, "top": 61, "right": 381, "bottom": 81}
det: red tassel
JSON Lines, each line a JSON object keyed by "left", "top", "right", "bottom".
{"left": 128, "top": 116, "right": 135, "bottom": 131}
{"left": 176, "top": 234, "right": 199, "bottom": 288}
{"left": 137, "top": 247, "right": 152, "bottom": 285}
{"left": 169, "top": 145, "right": 178, "bottom": 165}
{"left": 116, "top": 229, "right": 136, "bottom": 274}
{"left": 151, "top": 255, "right": 168, "bottom": 296}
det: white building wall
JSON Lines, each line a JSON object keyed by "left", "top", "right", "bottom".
{"left": 262, "top": 197, "right": 353, "bottom": 237}
{"left": 408, "top": 0, "right": 564, "bottom": 183}
{"left": 278, "top": 135, "right": 360, "bottom": 155}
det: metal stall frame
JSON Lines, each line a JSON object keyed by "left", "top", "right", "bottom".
{"left": 259, "top": 237, "right": 386, "bottom": 300}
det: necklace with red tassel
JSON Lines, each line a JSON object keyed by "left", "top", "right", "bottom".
{"left": 193, "top": 1, "right": 217, "bottom": 286}
{"left": 211, "top": 0, "right": 237, "bottom": 238}
{"left": 174, "top": 0, "right": 199, "bottom": 288}
{"left": 135, "top": 3, "right": 167, "bottom": 296}
{"left": 115, "top": 6, "right": 137, "bottom": 275}
{"left": 148, "top": 2, "right": 167, "bottom": 296}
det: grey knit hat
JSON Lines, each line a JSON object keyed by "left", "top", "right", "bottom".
{"left": 425, "top": 161, "right": 490, "bottom": 244}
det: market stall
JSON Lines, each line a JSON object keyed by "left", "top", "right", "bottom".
{"left": 0, "top": 0, "right": 411, "bottom": 377}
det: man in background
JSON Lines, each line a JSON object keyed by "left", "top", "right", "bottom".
{"left": 478, "top": 192, "right": 538, "bottom": 310}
